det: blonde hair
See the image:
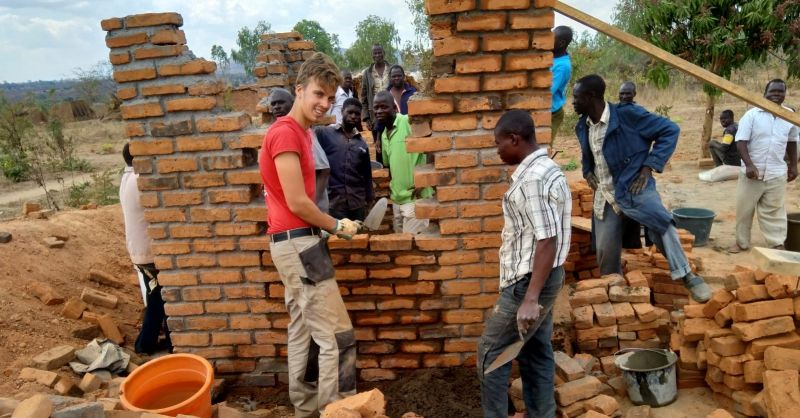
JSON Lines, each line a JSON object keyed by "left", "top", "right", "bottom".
{"left": 296, "top": 52, "right": 342, "bottom": 92}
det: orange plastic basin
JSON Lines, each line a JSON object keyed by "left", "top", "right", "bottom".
{"left": 120, "top": 353, "right": 214, "bottom": 418}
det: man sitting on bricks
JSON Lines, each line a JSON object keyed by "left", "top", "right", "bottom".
{"left": 259, "top": 52, "right": 361, "bottom": 418}
{"left": 478, "top": 110, "right": 571, "bottom": 418}
{"left": 572, "top": 74, "right": 712, "bottom": 303}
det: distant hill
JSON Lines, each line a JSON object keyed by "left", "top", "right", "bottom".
{"left": 0, "top": 79, "right": 115, "bottom": 104}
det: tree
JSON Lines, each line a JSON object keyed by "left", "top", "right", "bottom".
{"left": 231, "top": 21, "right": 272, "bottom": 77}
{"left": 630, "top": 1, "right": 800, "bottom": 157}
{"left": 293, "top": 20, "right": 345, "bottom": 67}
{"left": 73, "top": 61, "right": 113, "bottom": 104}
{"left": 344, "top": 15, "right": 401, "bottom": 71}
{"left": 210, "top": 44, "right": 230, "bottom": 75}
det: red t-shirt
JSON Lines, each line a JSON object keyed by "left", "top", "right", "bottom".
{"left": 259, "top": 116, "right": 316, "bottom": 234}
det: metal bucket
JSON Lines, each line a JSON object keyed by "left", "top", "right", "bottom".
{"left": 672, "top": 207, "right": 716, "bottom": 247}
{"left": 614, "top": 348, "right": 678, "bottom": 407}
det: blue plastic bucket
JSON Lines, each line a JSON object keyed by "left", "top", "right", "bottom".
{"left": 672, "top": 208, "right": 716, "bottom": 247}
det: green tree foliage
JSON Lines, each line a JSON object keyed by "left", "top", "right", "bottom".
{"left": 344, "top": 15, "right": 401, "bottom": 71}
{"left": 210, "top": 44, "right": 230, "bottom": 75}
{"left": 0, "top": 93, "right": 33, "bottom": 181}
{"left": 293, "top": 20, "right": 345, "bottom": 67}
{"left": 72, "top": 61, "right": 113, "bottom": 104}
{"left": 630, "top": 0, "right": 800, "bottom": 155}
{"left": 231, "top": 21, "right": 272, "bottom": 77}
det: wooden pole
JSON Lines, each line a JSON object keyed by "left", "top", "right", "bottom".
{"left": 554, "top": 1, "right": 800, "bottom": 127}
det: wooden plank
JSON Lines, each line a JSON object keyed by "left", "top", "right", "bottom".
{"left": 553, "top": 1, "right": 800, "bottom": 127}
{"left": 571, "top": 216, "right": 592, "bottom": 232}
{"left": 752, "top": 246, "right": 800, "bottom": 276}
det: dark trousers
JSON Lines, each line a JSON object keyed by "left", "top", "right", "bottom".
{"left": 477, "top": 267, "right": 564, "bottom": 418}
{"left": 329, "top": 207, "right": 367, "bottom": 222}
{"left": 134, "top": 263, "right": 172, "bottom": 354}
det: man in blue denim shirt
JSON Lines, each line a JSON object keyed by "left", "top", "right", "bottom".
{"left": 573, "top": 74, "right": 711, "bottom": 303}
{"left": 478, "top": 110, "right": 571, "bottom": 418}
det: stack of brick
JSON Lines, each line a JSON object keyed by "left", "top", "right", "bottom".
{"left": 570, "top": 274, "right": 670, "bottom": 360}
{"left": 509, "top": 351, "right": 622, "bottom": 418}
{"left": 686, "top": 266, "right": 800, "bottom": 416}
{"left": 563, "top": 180, "right": 597, "bottom": 280}
{"left": 253, "top": 32, "right": 314, "bottom": 122}
{"left": 101, "top": 1, "right": 560, "bottom": 386}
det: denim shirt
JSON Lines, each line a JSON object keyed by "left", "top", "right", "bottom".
{"left": 576, "top": 103, "right": 679, "bottom": 234}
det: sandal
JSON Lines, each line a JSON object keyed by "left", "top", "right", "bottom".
{"left": 727, "top": 244, "right": 747, "bottom": 254}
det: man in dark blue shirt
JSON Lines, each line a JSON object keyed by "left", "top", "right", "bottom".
{"left": 387, "top": 65, "right": 417, "bottom": 115}
{"left": 315, "top": 98, "right": 374, "bottom": 220}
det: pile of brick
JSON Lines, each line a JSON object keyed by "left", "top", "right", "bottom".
{"left": 569, "top": 274, "right": 670, "bottom": 360}
{"left": 680, "top": 266, "right": 800, "bottom": 417}
{"left": 564, "top": 180, "right": 598, "bottom": 280}
{"left": 508, "top": 350, "right": 623, "bottom": 417}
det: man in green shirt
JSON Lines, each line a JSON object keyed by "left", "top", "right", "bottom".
{"left": 373, "top": 91, "right": 432, "bottom": 233}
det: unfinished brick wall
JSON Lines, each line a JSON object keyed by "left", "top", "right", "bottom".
{"left": 103, "top": 0, "right": 557, "bottom": 386}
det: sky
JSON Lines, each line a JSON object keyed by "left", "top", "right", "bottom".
{"left": 0, "top": 0, "right": 614, "bottom": 83}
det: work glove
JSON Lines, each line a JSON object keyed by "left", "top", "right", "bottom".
{"left": 335, "top": 218, "right": 361, "bottom": 240}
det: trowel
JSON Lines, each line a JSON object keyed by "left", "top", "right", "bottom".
{"left": 483, "top": 302, "right": 555, "bottom": 375}
{"left": 362, "top": 198, "right": 388, "bottom": 231}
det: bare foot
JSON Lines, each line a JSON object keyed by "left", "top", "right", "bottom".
{"left": 727, "top": 243, "right": 747, "bottom": 254}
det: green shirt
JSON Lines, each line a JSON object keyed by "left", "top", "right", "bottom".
{"left": 381, "top": 114, "right": 433, "bottom": 204}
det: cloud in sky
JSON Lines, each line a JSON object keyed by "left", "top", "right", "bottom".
{"left": 0, "top": 0, "right": 613, "bottom": 83}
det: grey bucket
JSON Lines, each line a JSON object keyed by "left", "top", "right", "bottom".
{"left": 672, "top": 207, "right": 716, "bottom": 247}
{"left": 614, "top": 348, "right": 678, "bottom": 407}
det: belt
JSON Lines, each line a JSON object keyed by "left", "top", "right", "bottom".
{"left": 270, "top": 227, "right": 321, "bottom": 243}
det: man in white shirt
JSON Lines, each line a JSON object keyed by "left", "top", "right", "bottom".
{"left": 730, "top": 79, "right": 799, "bottom": 252}
{"left": 119, "top": 143, "right": 171, "bottom": 354}
{"left": 327, "top": 70, "right": 357, "bottom": 125}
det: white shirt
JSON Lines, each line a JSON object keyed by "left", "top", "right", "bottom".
{"left": 499, "top": 149, "right": 572, "bottom": 289}
{"left": 736, "top": 106, "right": 799, "bottom": 181}
{"left": 327, "top": 86, "right": 355, "bottom": 125}
{"left": 587, "top": 103, "right": 619, "bottom": 219}
{"left": 119, "top": 167, "right": 154, "bottom": 265}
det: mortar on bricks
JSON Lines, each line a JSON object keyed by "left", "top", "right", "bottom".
{"left": 614, "top": 348, "right": 678, "bottom": 407}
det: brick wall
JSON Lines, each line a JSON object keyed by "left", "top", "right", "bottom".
{"left": 102, "top": 0, "right": 556, "bottom": 386}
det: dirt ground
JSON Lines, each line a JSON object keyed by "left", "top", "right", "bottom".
{"left": 0, "top": 91, "right": 792, "bottom": 415}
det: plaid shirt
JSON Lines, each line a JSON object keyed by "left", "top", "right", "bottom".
{"left": 499, "top": 149, "right": 572, "bottom": 289}
{"left": 588, "top": 103, "right": 620, "bottom": 219}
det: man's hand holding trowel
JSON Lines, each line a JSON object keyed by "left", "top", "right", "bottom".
{"left": 322, "top": 197, "right": 388, "bottom": 240}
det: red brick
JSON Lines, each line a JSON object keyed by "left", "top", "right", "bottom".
{"left": 408, "top": 97, "right": 454, "bottom": 116}
{"left": 185, "top": 316, "right": 227, "bottom": 330}
{"left": 456, "top": 13, "right": 506, "bottom": 31}
{"left": 235, "top": 207, "right": 266, "bottom": 222}
{"left": 457, "top": 96, "right": 502, "bottom": 113}
{"left": 455, "top": 55, "right": 502, "bottom": 74}
{"left": 370, "top": 233, "right": 413, "bottom": 251}
{"left": 166, "top": 97, "right": 217, "bottom": 112}
{"left": 732, "top": 316, "right": 795, "bottom": 341}
{"left": 414, "top": 235, "right": 459, "bottom": 251}
{"left": 483, "top": 33, "right": 529, "bottom": 51}
{"left": 134, "top": 45, "right": 183, "bottom": 60}
{"left": 439, "top": 250, "right": 480, "bottom": 265}
{"left": 176, "top": 135, "right": 223, "bottom": 152}
{"left": 129, "top": 138, "right": 173, "bottom": 156}
{"left": 765, "top": 274, "right": 800, "bottom": 298}
{"left": 442, "top": 309, "right": 483, "bottom": 324}
{"left": 463, "top": 294, "right": 497, "bottom": 308}
{"left": 352, "top": 284, "right": 393, "bottom": 295}
{"left": 158, "top": 158, "right": 198, "bottom": 174}
{"left": 378, "top": 327, "right": 417, "bottom": 340}
{"left": 125, "top": 12, "right": 183, "bottom": 28}
{"left": 370, "top": 267, "right": 412, "bottom": 279}
{"left": 106, "top": 32, "right": 149, "bottom": 48}
{"left": 433, "top": 36, "right": 479, "bottom": 56}
{"left": 141, "top": 84, "right": 186, "bottom": 96}
{"left": 360, "top": 369, "right": 396, "bottom": 381}
{"left": 415, "top": 199, "right": 458, "bottom": 219}
{"left": 435, "top": 151, "right": 479, "bottom": 169}
{"left": 414, "top": 167, "right": 457, "bottom": 187}
{"left": 401, "top": 341, "right": 440, "bottom": 353}
{"left": 218, "top": 253, "right": 261, "bottom": 267}
{"left": 509, "top": 11, "right": 554, "bottom": 29}
{"left": 454, "top": 134, "right": 495, "bottom": 149}
{"left": 114, "top": 67, "right": 157, "bottom": 83}
{"left": 418, "top": 266, "right": 458, "bottom": 281}
{"left": 461, "top": 167, "right": 504, "bottom": 183}
{"left": 439, "top": 218, "right": 481, "bottom": 234}
{"left": 395, "top": 282, "right": 436, "bottom": 295}
{"left": 483, "top": 72, "right": 528, "bottom": 91}
{"left": 441, "top": 279, "right": 481, "bottom": 295}
{"left": 482, "top": 0, "right": 530, "bottom": 9}
{"left": 733, "top": 298, "right": 794, "bottom": 322}
{"left": 215, "top": 360, "right": 255, "bottom": 373}
{"left": 151, "top": 241, "right": 191, "bottom": 255}
{"left": 212, "top": 332, "right": 252, "bottom": 345}
{"left": 170, "top": 224, "right": 212, "bottom": 238}
{"left": 423, "top": 354, "right": 463, "bottom": 367}
{"left": 196, "top": 113, "right": 250, "bottom": 133}
{"left": 159, "top": 59, "right": 216, "bottom": 76}
{"left": 151, "top": 28, "right": 186, "bottom": 45}
{"left": 144, "top": 208, "right": 186, "bottom": 223}
{"left": 460, "top": 201, "right": 502, "bottom": 217}
{"left": 121, "top": 101, "right": 163, "bottom": 119}
{"left": 171, "top": 333, "right": 210, "bottom": 347}
{"left": 101, "top": 18, "right": 123, "bottom": 31}
{"left": 462, "top": 233, "right": 501, "bottom": 249}
{"left": 190, "top": 207, "right": 230, "bottom": 222}
{"left": 506, "top": 53, "right": 552, "bottom": 71}
{"left": 116, "top": 86, "right": 136, "bottom": 99}
{"left": 460, "top": 263, "right": 499, "bottom": 278}
{"left": 432, "top": 114, "right": 478, "bottom": 131}
{"left": 436, "top": 185, "right": 480, "bottom": 202}
{"left": 209, "top": 188, "right": 254, "bottom": 204}
{"left": 199, "top": 270, "right": 242, "bottom": 284}
{"left": 164, "top": 302, "right": 203, "bottom": 316}
{"left": 531, "top": 71, "right": 552, "bottom": 89}
{"left": 395, "top": 255, "right": 436, "bottom": 266}
{"left": 126, "top": 122, "right": 146, "bottom": 137}
{"left": 425, "top": 0, "right": 476, "bottom": 15}
{"left": 531, "top": 31, "right": 555, "bottom": 50}
{"left": 507, "top": 92, "right": 551, "bottom": 110}
{"left": 406, "top": 135, "right": 453, "bottom": 153}
{"left": 434, "top": 76, "right": 481, "bottom": 93}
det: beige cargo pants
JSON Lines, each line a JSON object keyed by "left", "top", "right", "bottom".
{"left": 736, "top": 173, "right": 788, "bottom": 249}
{"left": 269, "top": 235, "right": 356, "bottom": 418}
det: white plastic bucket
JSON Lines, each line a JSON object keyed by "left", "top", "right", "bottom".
{"left": 614, "top": 348, "right": 678, "bottom": 407}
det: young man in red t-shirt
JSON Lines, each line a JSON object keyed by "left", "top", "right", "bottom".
{"left": 259, "top": 52, "right": 361, "bottom": 418}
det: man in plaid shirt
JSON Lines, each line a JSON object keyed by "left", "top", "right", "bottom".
{"left": 478, "top": 110, "right": 571, "bottom": 418}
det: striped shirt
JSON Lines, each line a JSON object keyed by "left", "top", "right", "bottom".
{"left": 499, "top": 148, "right": 572, "bottom": 289}
{"left": 588, "top": 103, "right": 620, "bottom": 219}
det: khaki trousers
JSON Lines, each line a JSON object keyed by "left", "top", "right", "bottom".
{"left": 270, "top": 235, "right": 356, "bottom": 418}
{"left": 736, "top": 173, "right": 788, "bottom": 248}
